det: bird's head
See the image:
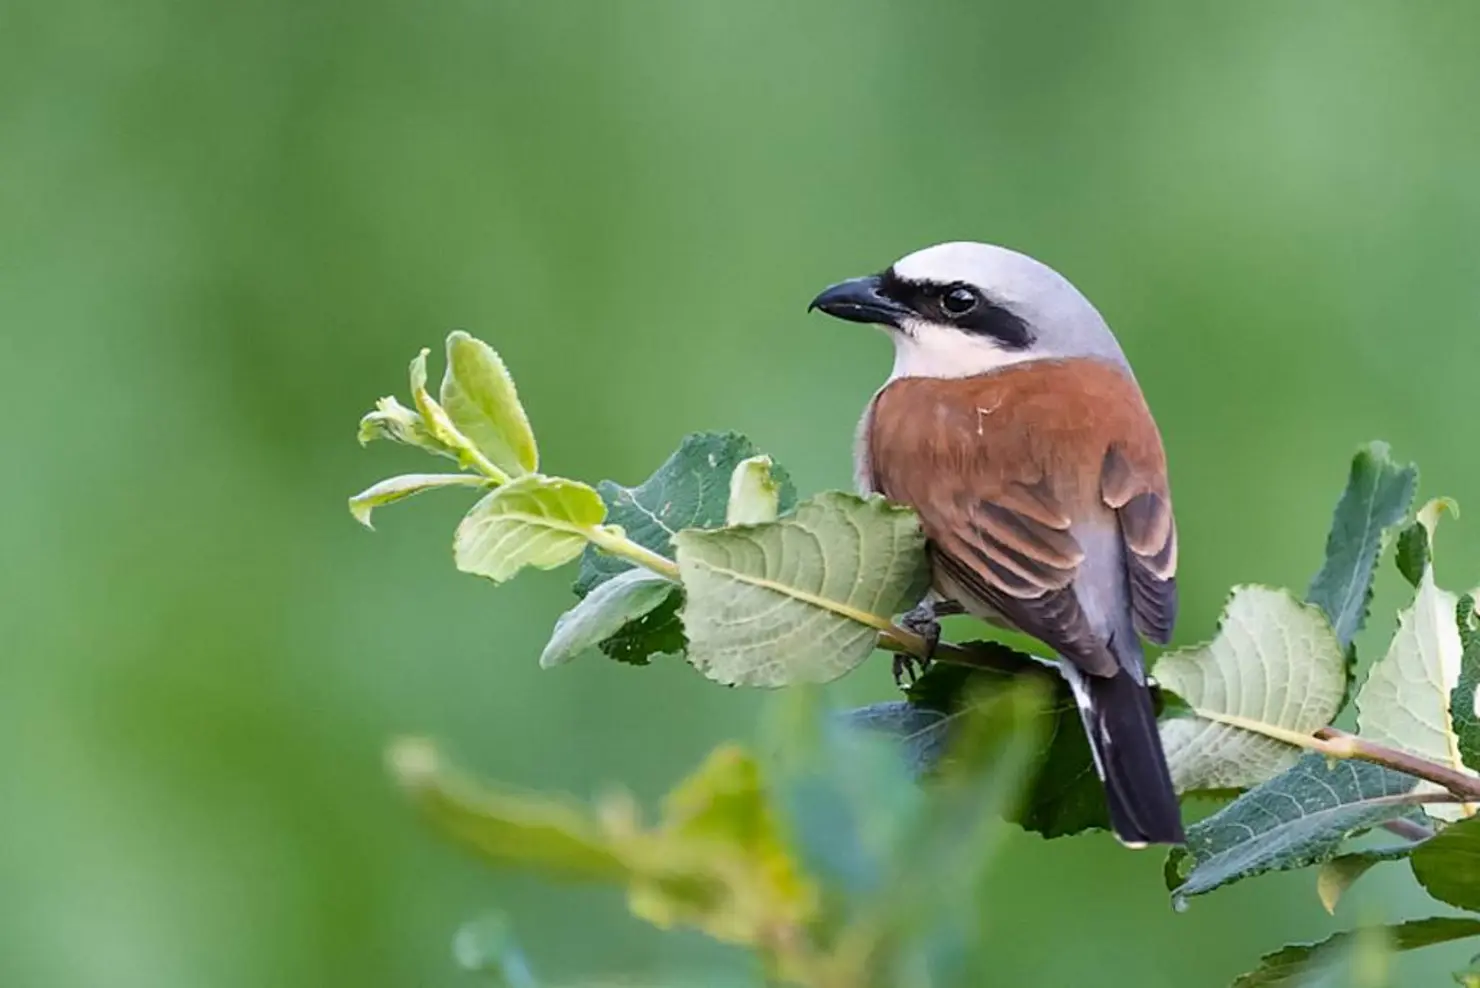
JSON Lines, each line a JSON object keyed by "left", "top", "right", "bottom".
{"left": 808, "top": 241, "right": 1128, "bottom": 380}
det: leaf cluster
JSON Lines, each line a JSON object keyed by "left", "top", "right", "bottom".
{"left": 353, "top": 334, "right": 1480, "bottom": 986}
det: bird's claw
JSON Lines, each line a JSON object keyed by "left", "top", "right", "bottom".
{"left": 894, "top": 600, "right": 947, "bottom": 687}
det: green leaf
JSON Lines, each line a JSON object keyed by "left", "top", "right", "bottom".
{"left": 726, "top": 455, "right": 784, "bottom": 526}
{"left": 621, "top": 744, "right": 819, "bottom": 952}
{"left": 1156, "top": 586, "right": 1347, "bottom": 793}
{"left": 1453, "top": 595, "right": 1480, "bottom": 782}
{"left": 1411, "top": 813, "right": 1480, "bottom": 910}
{"left": 674, "top": 492, "right": 931, "bottom": 686}
{"left": 1356, "top": 499, "right": 1477, "bottom": 821}
{"left": 539, "top": 568, "right": 676, "bottom": 668}
{"left": 387, "top": 738, "right": 630, "bottom": 881}
{"left": 1316, "top": 844, "right": 1419, "bottom": 914}
{"left": 347, "top": 472, "right": 492, "bottom": 528}
{"left": 454, "top": 475, "right": 607, "bottom": 583}
{"left": 574, "top": 432, "right": 796, "bottom": 595}
{"left": 594, "top": 590, "right": 687, "bottom": 666}
{"left": 871, "top": 655, "right": 1111, "bottom": 839}
{"left": 1397, "top": 521, "right": 1431, "bottom": 589}
{"left": 857, "top": 679, "right": 1049, "bottom": 985}
{"left": 1305, "top": 441, "right": 1418, "bottom": 650}
{"left": 1167, "top": 755, "right": 1420, "bottom": 905}
{"left": 356, "top": 395, "right": 457, "bottom": 459}
{"left": 1231, "top": 918, "right": 1480, "bottom": 988}
{"left": 410, "top": 347, "right": 507, "bottom": 480}
{"left": 1455, "top": 955, "right": 1480, "bottom": 988}
{"left": 440, "top": 331, "right": 539, "bottom": 479}
{"left": 452, "top": 915, "right": 540, "bottom": 988}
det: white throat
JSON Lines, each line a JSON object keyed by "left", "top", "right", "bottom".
{"left": 887, "top": 320, "right": 1043, "bottom": 381}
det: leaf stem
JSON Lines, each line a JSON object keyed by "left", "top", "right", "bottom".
{"left": 1315, "top": 727, "right": 1480, "bottom": 803}
{"left": 584, "top": 526, "right": 682, "bottom": 582}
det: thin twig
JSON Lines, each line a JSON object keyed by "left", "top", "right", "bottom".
{"left": 1381, "top": 817, "right": 1436, "bottom": 842}
{"left": 1315, "top": 727, "right": 1480, "bottom": 803}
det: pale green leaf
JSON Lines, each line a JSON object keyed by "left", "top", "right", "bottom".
{"left": 1357, "top": 499, "right": 1478, "bottom": 820}
{"left": 627, "top": 744, "right": 818, "bottom": 945}
{"left": 1305, "top": 442, "right": 1418, "bottom": 650}
{"left": 1232, "top": 918, "right": 1480, "bottom": 988}
{"left": 674, "top": 492, "right": 931, "bottom": 687}
{"left": 1316, "top": 845, "right": 1417, "bottom": 914}
{"left": 410, "top": 347, "right": 507, "bottom": 480}
{"left": 348, "top": 472, "right": 492, "bottom": 528}
{"left": 356, "top": 395, "right": 457, "bottom": 459}
{"left": 1167, "top": 755, "right": 1420, "bottom": 904}
{"left": 1156, "top": 586, "right": 1347, "bottom": 792}
{"left": 540, "top": 568, "right": 676, "bottom": 668}
{"left": 440, "top": 331, "right": 539, "bottom": 478}
{"left": 387, "top": 738, "right": 630, "bottom": 881}
{"left": 454, "top": 475, "right": 606, "bottom": 583}
{"left": 726, "top": 455, "right": 782, "bottom": 526}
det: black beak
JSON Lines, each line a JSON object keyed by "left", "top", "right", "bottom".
{"left": 807, "top": 274, "right": 911, "bottom": 328}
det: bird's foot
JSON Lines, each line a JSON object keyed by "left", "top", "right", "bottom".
{"left": 893, "top": 598, "right": 958, "bottom": 687}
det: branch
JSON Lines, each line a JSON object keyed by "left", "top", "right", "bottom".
{"left": 1315, "top": 727, "right": 1480, "bottom": 804}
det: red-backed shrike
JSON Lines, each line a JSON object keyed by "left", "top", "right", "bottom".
{"left": 810, "top": 241, "right": 1183, "bottom": 846}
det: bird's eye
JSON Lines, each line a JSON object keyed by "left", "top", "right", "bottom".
{"left": 941, "top": 285, "right": 980, "bottom": 316}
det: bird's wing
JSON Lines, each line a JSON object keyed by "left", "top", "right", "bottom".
{"left": 866, "top": 362, "right": 1178, "bottom": 677}
{"left": 1101, "top": 445, "right": 1178, "bottom": 645}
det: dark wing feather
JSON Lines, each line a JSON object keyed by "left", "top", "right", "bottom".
{"left": 930, "top": 483, "right": 1119, "bottom": 677}
{"left": 1102, "top": 448, "right": 1178, "bottom": 644}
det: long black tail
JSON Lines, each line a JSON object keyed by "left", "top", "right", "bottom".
{"left": 1065, "top": 665, "right": 1185, "bottom": 846}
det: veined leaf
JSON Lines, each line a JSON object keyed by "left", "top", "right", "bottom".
{"left": 1231, "top": 917, "right": 1480, "bottom": 988}
{"left": 1156, "top": 586, "right": 1347, "bottom": 793}
{"left": 440, "top": 331, "right": 539, "bottom": 479}
{"left": 1167, "top": 755, "right": 1420, "bottom": 904}
{"left": 1356, "top": 499, "right": 1477, "bottom": 820}
{"left": 454, "top": 475, "right": 606, "bottom": 583}
{"left": 410, "top": 347, "right": 506, "bottom": 480}
{"left": 574, "top": 432, "right": 797, "bottom": 595}
{"left": 674, "top": 492, "right": 930, "bottom": 687}
{"left": 572, "top": 432, "right": 796, "bottom": 665}
{"left": 1453, "top": 595, "right": 1480, "bottom": 779}
{"left": 1411, "top": 813, "right": 1480, "bottom": 911}
{"left": 348, "top": 472, "right": 492, "bottom": 528}
{"left": 726, "top": 455, "right": 783, "bottom": 526}
{"left": 1305, "top": 442, "right": 1418, "bottom": 650}
{"left": 540, "top": 568, "right": 676, "bottom": 668}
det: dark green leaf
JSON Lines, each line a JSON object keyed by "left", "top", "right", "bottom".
{"left": 1412, "top": 813, "right": 1480, "bottom": 911}
{"left": 597, "top": 588, "right": 686, "bottom": 666}
{"left": 1231, "top": 917, "right": 1480, "bottom": 988}
{"left": 873, "top": 653, "right": 1110, "bottom": 839}
{"left": 571, "top": 432, "right": 796, "bottom": 664}
{"left": 1453, "top": 595, "right": 1480, "bottom": 775}
{"left": 1397, "top": 521, "right": 1431, "bottom": 588}
{"left": 1167, "top": 755, "right": 1420, "bottom": 905}
{"left": 1305, "top": 442, "right": 1417, "bottom": 651}
{"left": 574, "top": 432, "right": 796, "bottom": 595}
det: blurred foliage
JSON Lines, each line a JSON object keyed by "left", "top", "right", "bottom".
{"left": 11, "top": 1, "right": 1480, "bottom": 986}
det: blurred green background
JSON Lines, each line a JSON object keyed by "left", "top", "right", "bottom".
{"left": 5, "top": 1, "right": 1480, "bottom": 984}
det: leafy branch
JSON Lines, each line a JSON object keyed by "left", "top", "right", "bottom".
{"left": 351, "top": 332, "right": 1480, "bottom": 987}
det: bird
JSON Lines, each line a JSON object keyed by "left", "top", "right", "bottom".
{"left": 808, "top": 241, "right": 1184, "bottom": 846}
